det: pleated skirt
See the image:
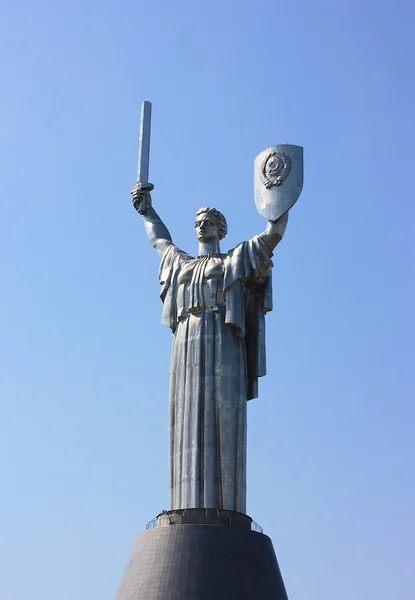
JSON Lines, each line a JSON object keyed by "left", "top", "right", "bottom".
{"left": 169, "top": 310, "right": 247, "bottom": 513}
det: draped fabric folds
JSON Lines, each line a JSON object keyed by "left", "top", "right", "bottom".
{"left": 159, "top": 236, "right": 274, "bottom": 512}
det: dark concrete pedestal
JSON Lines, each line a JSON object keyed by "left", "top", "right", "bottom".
{"left": 115, "top": 510, "right": 288, "bottom": 600}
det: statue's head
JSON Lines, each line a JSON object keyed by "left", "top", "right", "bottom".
{"left": 195, "top": 207, "right": 228, "bottom": 243}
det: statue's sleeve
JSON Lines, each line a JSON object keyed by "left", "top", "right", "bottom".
{"left": 159, "top": 244, "right": 192, "bottom": 332}
{"left": 224, "top": 236, "right": 273, "bottom": 287}
{"left": 223, "top": 236, "right": 274, "bottom": 400}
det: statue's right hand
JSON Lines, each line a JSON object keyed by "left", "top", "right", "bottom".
{"left": 131, "top": 184, "right": 152, "bottom": 214}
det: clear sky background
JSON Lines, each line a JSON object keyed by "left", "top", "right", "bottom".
{"left": 1, "top": 1, "right": 414, "bottom": 599}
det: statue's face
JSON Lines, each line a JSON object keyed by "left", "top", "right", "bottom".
{"left": 195, "top": 213, "right": 219, "bottom": 243}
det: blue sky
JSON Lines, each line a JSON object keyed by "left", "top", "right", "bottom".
{"left": 1, "top": 1, "right": 414, "bottom": 598}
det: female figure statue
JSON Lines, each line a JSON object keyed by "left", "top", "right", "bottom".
{"left": 132, "top": 187, "right": 288, "bottom": 514}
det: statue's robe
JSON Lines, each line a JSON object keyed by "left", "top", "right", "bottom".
{"left": 159, "top": 236, "right": 274, "bottom": 512}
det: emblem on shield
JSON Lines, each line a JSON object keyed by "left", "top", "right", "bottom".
{"left": 254, "top": 144, "right": 303, "bottom": 221}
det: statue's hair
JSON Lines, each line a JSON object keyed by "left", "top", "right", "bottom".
{"left": 196, "top": 207, "right": 228, "bottom": 240}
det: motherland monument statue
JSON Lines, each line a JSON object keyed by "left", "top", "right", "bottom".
{"left": 115, "top": 100, "right": 304, "bottom": 600}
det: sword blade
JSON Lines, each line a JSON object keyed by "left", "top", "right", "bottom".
{"left": 137, "top": 100, "right": 152, "bottom": 184}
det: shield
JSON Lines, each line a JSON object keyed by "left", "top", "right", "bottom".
{"left": 254, "top": 144, "right": 303, "bottom": 221}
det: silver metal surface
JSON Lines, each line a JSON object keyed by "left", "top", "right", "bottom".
{"left": 136, "top": 100, "right": 152, "bottom": 187}
{"left": 254, "top": 144, "right": 303, "bottom": 221}
{"left": 131, "top": 117, "right": 304, "bottom": 513}
{"left": 135, "top": 201, "right": 289, "bottom": 513}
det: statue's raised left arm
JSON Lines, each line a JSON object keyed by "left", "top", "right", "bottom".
{"left": 257, "top": 211, "right": 289, "bottom": 253}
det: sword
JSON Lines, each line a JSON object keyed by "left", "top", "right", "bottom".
{"left": 136, "top": 99, "right": 154, "bottom": 192}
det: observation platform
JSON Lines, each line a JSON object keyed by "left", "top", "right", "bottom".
{"left": 115, "top": 508, "right": 288, "bottom": 600}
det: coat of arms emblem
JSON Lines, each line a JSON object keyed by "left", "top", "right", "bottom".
{"left": 254, "top": 144, "right": 303, "bottom": 221}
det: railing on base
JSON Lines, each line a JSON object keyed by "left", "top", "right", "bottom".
{"left": 146, "top": 510, "right": 263, "bottom": 533}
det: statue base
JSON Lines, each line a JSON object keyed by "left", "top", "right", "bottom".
{"left": 115, "top": 509, "right": 289, "bottom": 600}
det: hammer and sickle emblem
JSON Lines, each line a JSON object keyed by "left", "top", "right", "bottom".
{"left": 260, "top": 151, "right": 292, "bottom": 189}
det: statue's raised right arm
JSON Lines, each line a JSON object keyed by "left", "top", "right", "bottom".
{"left": 131, "top": 186, "right": 172, "bottom": 258}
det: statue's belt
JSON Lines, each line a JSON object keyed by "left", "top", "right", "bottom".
{"left": 178, "top": 305, "right": 226, "bottom": 320}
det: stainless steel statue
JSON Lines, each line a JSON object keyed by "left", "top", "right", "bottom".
{"left": 131, "top": 102, "right": 303, "bottom": 514}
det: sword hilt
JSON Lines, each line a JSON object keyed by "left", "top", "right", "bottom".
{"left": 132, "top": 181, "right": 154, "bottom": 213}
{"left": 135, "top": 181, "right": 154, "bottom": 192}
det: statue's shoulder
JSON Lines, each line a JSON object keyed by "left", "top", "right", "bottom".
{"left": 226, "top": 236, "right": 266, "bottom": 256}
{"left": 161, "top": 243, "right": 195, "bottom": 267}
{"left": 225, "top": 239, "right": 250, "bottom": 258}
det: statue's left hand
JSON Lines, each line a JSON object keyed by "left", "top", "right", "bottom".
{"left": 270, "top": 211, "right": 288, "bottom": 237}
{"left": 261, "top": 211, "right": 289, "bottom": 250}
